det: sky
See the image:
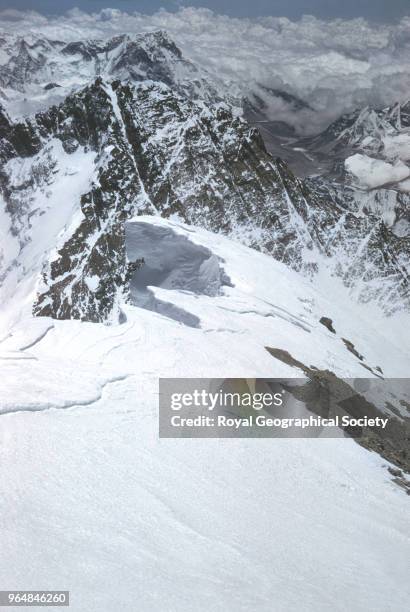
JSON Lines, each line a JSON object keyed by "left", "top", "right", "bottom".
{"left": 0, "top": 0, "right": 408, "bottom": 22}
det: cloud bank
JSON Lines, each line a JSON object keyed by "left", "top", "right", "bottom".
{"left": 1, "top": 6, "right": 410, "bottom": 133}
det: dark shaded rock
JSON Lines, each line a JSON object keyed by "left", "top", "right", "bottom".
{"left": 265, "top": 345, "right": 410, "bottom": 475}
{"left": 320, "top": 317, "right": 336, "bottom": 334}
{"left": 342, "top": 338, "right": 364, "bottom": 361}
{"left": 388, "top": 467, "right": 403, "bottom": 478}
{"left": 44, "top": 82, "right": 61, "bottom": 90}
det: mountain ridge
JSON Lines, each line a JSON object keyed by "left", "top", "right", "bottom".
{"left": 0, "top": 32, "right": 409, "bottom": 322}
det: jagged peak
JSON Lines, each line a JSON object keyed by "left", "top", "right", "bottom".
{"left": 44, "top": 30, "right": 184, "bottom": 62}
{"left": 324, "top": 98, "right": 410, "bottom": 142}
{"left": 133, "top": 30, "right": 183, "bottom": 57}
{"left": 0, "top": 26, "right": 223, "bottom": 120}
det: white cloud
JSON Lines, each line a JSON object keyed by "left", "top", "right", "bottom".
{"left": 345, "top": 154, "right": 410, "bottom": 189}
{"left": 0, "top": 7, "right": 409, "bottom": 133}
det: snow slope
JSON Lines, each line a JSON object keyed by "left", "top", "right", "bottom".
{"left": 0, "top": 217, "right": 409, "bottom": 611}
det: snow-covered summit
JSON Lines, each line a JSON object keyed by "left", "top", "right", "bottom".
{"left": 0, "top": 30, "right": 229, "bottom": 119}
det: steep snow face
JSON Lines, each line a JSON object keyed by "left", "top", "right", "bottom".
{"left": 0, "top": 216, "right": 409, "bottom": 612}
{"left": 0, "top": 31, "right": 229, "bottom": 119}
{"left": 0, "top": 137, "right": 97, "bottom": 330}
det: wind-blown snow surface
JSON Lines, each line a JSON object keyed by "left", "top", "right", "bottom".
{"left": 0, "top": 217, "right": 409, "bottom": 611}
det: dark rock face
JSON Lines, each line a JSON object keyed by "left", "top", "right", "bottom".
{"left": 113, "top": 80, "right": 318, "bottom": 273}
{"left": 0, "top": 33, "right": 409, "bottom": 322}
{"left": 0, "top": 106, "right": 41, "bottom": 161}
{"left": 320, "top": 317, "right": 336, "bottom": 334}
